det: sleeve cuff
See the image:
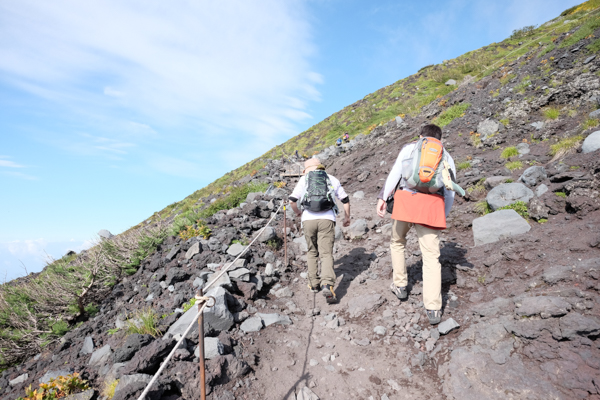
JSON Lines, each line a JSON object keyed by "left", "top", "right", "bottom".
{"left": 340, "top": 196, "right": 350, "bottom": 204}
{"left": 289, "top": 196, "right": 298, "bottom": 202}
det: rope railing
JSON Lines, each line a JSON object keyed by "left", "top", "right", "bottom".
{"left": 136, "top": 201, "right": 284, "bottom": 400}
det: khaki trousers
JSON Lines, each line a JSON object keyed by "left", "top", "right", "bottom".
{"left": 390, "top": 220, "right": 442, "bottom": 310}
{"left": 303, "top": 219, "right": 336, "bottom": 288}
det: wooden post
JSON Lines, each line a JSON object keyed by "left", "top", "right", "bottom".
{"left": 197, "top": 290, "right": 207, "bottom": 400}
{"left": 283, "top": 201, "right": 288, "bottom": 267}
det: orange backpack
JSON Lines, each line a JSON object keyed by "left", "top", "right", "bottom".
{"left": 418, "top": 137, "right": 443, "bottom": 183}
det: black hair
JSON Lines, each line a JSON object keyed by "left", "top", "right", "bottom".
{"left": 420, "top": 124, "right": 442, "bottom": 140}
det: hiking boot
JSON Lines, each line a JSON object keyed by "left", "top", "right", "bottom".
{"left": 321, "top": 284, "right": 337, "bottom": 303}
{"left": 307, "top": 284, "right": 320, "bottom": 293}
{"left": 390, "top": 282, "right": 408, "bottom": 300}
{"left": 426, "top": 309, "right": 442, "bottom": 325}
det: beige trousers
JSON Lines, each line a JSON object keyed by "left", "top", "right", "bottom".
{"left": 390, "top": 220, "right": 442, "bottom": 310}
{"left": 303, "top": 219, "right": 336, "bottom": 287}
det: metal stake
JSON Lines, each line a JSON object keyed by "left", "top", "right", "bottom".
{"left": 196, "top": 289, "right": 207, "bottom": 400}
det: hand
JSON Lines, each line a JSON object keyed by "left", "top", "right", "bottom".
{"left": 295, "top": 211, "right": 302, "bottom": 218}
{"left": 343, "top": 216, "right": 351, "bottom": 227}
{"left": 376, "top": 198, "right": 386, "bottom": 218}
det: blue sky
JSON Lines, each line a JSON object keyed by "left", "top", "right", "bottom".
{"left": 0, "top": 0, "right": 580, "bottom": 280}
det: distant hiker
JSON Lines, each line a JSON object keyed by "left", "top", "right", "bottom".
{"left": 376, "top": 124, "right": 461, "bottom": 325}
{"left": 295, "top": 149, "right": 300, "bottom": 159}
{"left": 336, "top": 137, "right": 342, "bottom": 147}
{"left": 343, "top": 132, "right": 350, "bottom": 143}
{"left": 289, "top": 157, "right": 351, "bottom": 303}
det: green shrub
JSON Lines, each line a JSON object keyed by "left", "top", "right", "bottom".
{"left": 102, "top": 379, "right": 119, "bottom": 399}
{"left": 497, "top": 201, "right": 529, "bottom": 218}
{"left": 505, "top": 161, "right": 523, "bottom": 171}
{"left": 266, "top": 238, "right": 283, "bottom": 251}
{"left": 540, "top": 43, "right": 556, "bottom": 57}
{"left": 435, "top": 103, "right": 471, "bottom": 127}
{"left": 200, "top": 182, "right": 268, "bottom": 219}
{"left": 466, "top": 179, "right": 486, "bottom": 196}
{"left": 543, "top": 107, "right": 560, "bottom": 120}
{"left": 231, "top": 238, "right": 249, "bottom": 246}
{"left": 474, "top": 201, "right": 492, "bottom": 215}
{"left": 587, "top": 38, "right": 600, "bottom": 53}
{"left": 19, "top": 373, "right": 89, "bottom": 400}
{"left": 582, "top": 118, "right": 599, "bottom": 130}
{"left": 538, "top": 218, "right": 548, "bottom": 224}
{"left": 470, "top": 134, "right": 482, "bottom": 148}
{"left": 51, "top": 321, "right": 69, "bottom": 336}
{"left": 561, "top": 4, "right": 579, "bottom": 16}
{"left": 555, "top": 191, "right": 567, "bottom": 198}
{"left": 125, "top": 308, "right": 161, "bottom": 338}
{"left": 179, "top": 223, "right": 212, "bottom": 241}
{"left": 500, "top": 146, "right": 518, "bottom": 159}
{"left": 499, "top": 118, "right": 509, "bottom": 126}
{"left": 510, "top": 25, "right": 536, "bottom": 40}
{"left": 505, "top": 178, "right": 514, "bottom": 183}
{"left": 549, "top": 135, "right": 584, "bottom": 157}
{"left": 456, "top": 161, "right": 471, "bottom": 171}
{"left": 123, "top": 229, "right": 167, "bottom": 273}
{"left": 84, "top": 303, "right": 99, "bottom": 317}
{"left": 182, "top": 298, "right": 197, "bottom": 313}
{"left": 514, "top": 76, "right": 532, "bottom": 93}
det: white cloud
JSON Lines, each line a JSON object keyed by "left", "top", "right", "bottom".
{"left": 5, "top": 239, "right": 48, "bottom": 257}
{"left": 0, "top": 171, "right": 38, "bottom": 180}
{"left": 0, "top": 239, "right": 94, "bottom": 281}
{"left": 104, "top": 87, "right": 125, "bottom": 97}
{"left": 0, "top": 156, "right": 37, "bottom": 179}
{"left": 0, "top": 0, "right": 321, "bottom": 155}
{"left": 0, "top": 159, "right": 24, "bottom": 168}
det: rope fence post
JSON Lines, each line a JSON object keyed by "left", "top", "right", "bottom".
{"left": 283, "top": 200, "right": 288, "bottom": 267}
{"left": 196, "top": 289, "right": 207, "bottom": 400}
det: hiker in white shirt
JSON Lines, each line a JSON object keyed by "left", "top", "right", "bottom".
{"left": 289, "top": 157, "right": 351, "bottom": 303}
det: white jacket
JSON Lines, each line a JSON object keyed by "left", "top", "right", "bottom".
{"left": 382, "top": 142, "right": 456, "bottom": 218}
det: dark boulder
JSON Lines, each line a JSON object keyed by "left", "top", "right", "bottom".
{"left": 113, "top": 334, "right": 153, "bottom": 363}
{"left": 122, "top": 338, "right": 176, "bottom": 374}
{"left": 165, "top": 269, "right": 190, "bottom": 286}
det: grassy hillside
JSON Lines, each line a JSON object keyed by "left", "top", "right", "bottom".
{"left": 159, "top": 0, "right": 600, "bottom": 220}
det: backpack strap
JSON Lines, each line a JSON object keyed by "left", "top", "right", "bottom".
{"left": 324, "top": 174, "right": 339, "bottom": 215}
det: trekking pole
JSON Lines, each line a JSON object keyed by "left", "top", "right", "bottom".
{"left": 196, "top": 289, "right": 207, "bottom": 400}
{"left": 283, "top": 200, "right": 288, "bottom": 267}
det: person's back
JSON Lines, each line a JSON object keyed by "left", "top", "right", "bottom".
{"left": 336, "top": 138, "right": 342, "bottom": 146}
{"left": 289, "top": 158, "right": 351, "bottom": 304}
{"left": 376, "top": 124, "right": 457, "bottom": 325}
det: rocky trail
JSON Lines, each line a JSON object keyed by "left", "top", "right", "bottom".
{"left": 3, "top": 10, "right": 600, "bottom": 400}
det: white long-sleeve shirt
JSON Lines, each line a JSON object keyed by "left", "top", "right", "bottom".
{"left": 290, "top": 173, "right": 348, "bottom": 222}
{"left": 382, "top": 142, "right": 456, "bottom": 218}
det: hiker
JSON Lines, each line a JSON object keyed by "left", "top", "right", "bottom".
{"left": 343, "top": 132, "right": 350, "bottom": 143}
{"left": 289, "top": 157, "right": 351, "bottom": 303}
{"left": 295, "top": 149, "right": 300, "bottom": 159}
{"left": 336, "top": 137, "right": 342, "bottom": 147}
{"left": 376, "top": 124, "right": 459, "bottom": 325}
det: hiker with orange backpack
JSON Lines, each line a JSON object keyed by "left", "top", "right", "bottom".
{"left": 376, "top": 124, "right": 464, "bottom": 325}
{"left": 289, "top": 157, "right": 351, "bottom": 304}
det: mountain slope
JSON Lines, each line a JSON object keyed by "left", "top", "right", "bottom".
{"left": 2, "top": 2, "right": 600, "bottom": 399}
